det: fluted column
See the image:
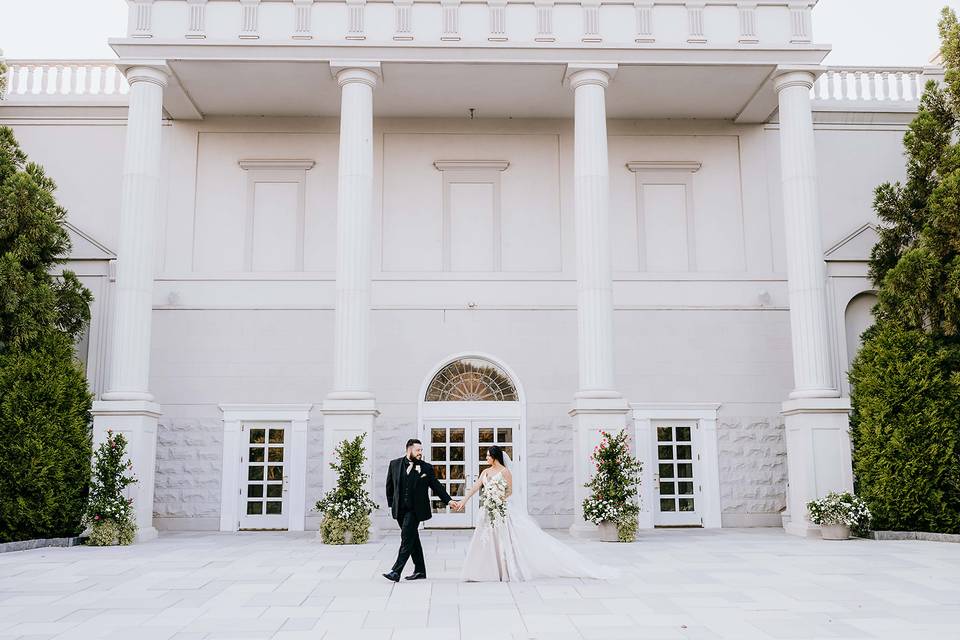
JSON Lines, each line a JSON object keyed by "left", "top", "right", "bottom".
{"left": 569, "top": 65, "right": 618, "bottom": 398}
{"left": 103, "top": 66, "right": 168, "bottom": 401}
{"left": 775, "top": 69, "right": 852, "bottom": 537}
{"left": 322, "top": 64, "right": 380, "bottom": 528}
{"left": 92, "top": 64, "right": 168, "bottom": 542}
{"left": 565, "top": 64, "right": 629, "bottom": 538}
{"left": 775, "top": 70, "right": 838, "bottom": 400}
{"left": 330, "top": 66, "right": 377, "bottom": 399}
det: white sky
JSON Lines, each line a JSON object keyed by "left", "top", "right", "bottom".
{"left": 0, "top": 0, "right": 956, "bottom": 65}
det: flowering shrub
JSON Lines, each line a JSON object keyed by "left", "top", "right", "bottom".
{"left": 582, "top": 429, "right": 642, "bottom": 542}
{"left": 807, "top": 491, "right": 871, "bottom": 536}
{"left": 315, "top": 434, "right": 378, "bottom": 544}
{"left": 479, "top": 473, "right": 508, "bottom": 526}
{"left": 84, "top": 430, "right": 137, "bottom": 546}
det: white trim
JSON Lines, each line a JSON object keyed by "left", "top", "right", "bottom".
{"left": 630, "top": 402, "right": 722, "bottom": 529}
{"left": 218, "top": 403, "right": 312, "bottom": 532}
{"left": 417, "top": 352, "right": 527, "bottom": 520}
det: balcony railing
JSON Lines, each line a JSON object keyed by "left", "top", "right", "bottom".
{"left": 812, "top": 66, "right": 929, "bottom": 104}
{"left": 2, "top": 61, "right": 129, "bottom": 101}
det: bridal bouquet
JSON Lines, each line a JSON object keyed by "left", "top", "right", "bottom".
{"left": 480, "top": 474, "right": 508, "bottom": 526}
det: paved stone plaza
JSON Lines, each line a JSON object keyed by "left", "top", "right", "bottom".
{"left": 0, "top": 528, "right": 958, "bottom": 640}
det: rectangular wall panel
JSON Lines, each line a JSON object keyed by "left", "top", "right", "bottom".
{"left": 449, "top": 182, "right": 495, "bottom": 271}
{"left": 251, "top": 182, "right": 299, "bottom": 271}
{"left": 643, "top": 183, "right": 688, "bottom": 272}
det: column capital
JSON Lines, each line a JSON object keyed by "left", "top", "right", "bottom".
{"left": 564, "top": 64, "right": 617, "bottom": 89}
{"left": 118, "top": 62, "right": 170, "bottom": 87}
{"left": 773, "top": 67, "right": 819, "bottom": 93}
{"left": 330, "top": 61, "right": 381, "bottom": 88}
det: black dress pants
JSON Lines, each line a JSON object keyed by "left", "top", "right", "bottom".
{"left": 391, "top": 508, "right": 425, "bottom": 574}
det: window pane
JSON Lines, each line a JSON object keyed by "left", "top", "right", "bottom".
{"left": 265, "top": 501, "right": 282, "bottom": 515}
{"left": 679, "top": 498, "right": 695, "bottom": 512}
{"left": 268, "top": 447, "right": 284, "bottom": 462}
{"left": 677, "top": 463, "right": 694, "bottom": 478}
{"left": 450, "top": 465, "right": 465, "bottom": 480}
{"left": 449, "top": 483, "right": 464, "bottom": 497}
{"left": 435, "top": 465, "right": 447, "bottom": 480}
{"left": 497, "top": 428, "right": 512, "bottom": 443}
{"left": 659, "top": 481, "right": 675, "bottom": 496}
{"left": 267, "top": 485, "right": 283, "bottom": 498}
{"left": 450, "top": 428, "right": 465, "bottom": 443}
{"left": 248, "top": 466, "right": 264, "bottom": 481}
{"left": 247, "top": 501, "right": 263, "bottom": 515}
{"left": 450, "top": 446, "right": 464, "bottom": 461}
{"left": 267, "top": 465, "right": 283, "bottom": 481}
{"left": 657, "top": 445, "right": 673, "bottom": 460}
{"left": 676, "top": 426, "right": 692, "bottom": 442}
{"left": 503, "top": 446, "right": 513, "bottom": 460}
{"left": 659, "top": 499, "right": 676, "bottom": 512}
{"left": 432, "top": 447, "right": 446, "bottom": 462}
{"left": 658, "top": 463, "right": 674, "bottom": 478}
{"left": 432, "top": 428, "right": 446, "bottom": 444}
{"left": 678, "top": 482, "right": 694, "bottom": 495}
{"left": 656, "top": 426, "right": 672, "bottom": 442}
{"left": 249, "top": 447, "right": 264, "bottom": 463}
{"left": 478, "top": 446, "right": 489, "bottom": 462}
{"left": 248, "top": 484, "right": 263, "bottom": 498}
{"left": 268, "top": 429, "right": 284, "bottom": 444}
{"left": 431, "top": 499, "right": 444, "bottom": 513}
{"left": 676, "top": 445, "right": 692, "bottom": 460}
{"left": 478, "top": 428, "right": 494, "bottom": 443}
{"left": 250, "top": 429, "right": 265, "bottom": 444}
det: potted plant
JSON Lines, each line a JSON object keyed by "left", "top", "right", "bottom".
{"left": 84, "top": 430, "right": 138, "bottom": 546}
{"left": 315, "top": 434, "right": 378, "bottom": 545}
{"left": 582, "top": 430, "right": 642, "bottom": 542}
{"left": 806, "top": 491, "right": 871, "bottom": 540}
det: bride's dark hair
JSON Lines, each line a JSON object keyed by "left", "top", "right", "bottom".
{"left": 488, "top": 445, "right": 506, "bottom": 466}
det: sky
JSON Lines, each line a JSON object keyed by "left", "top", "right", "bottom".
{"left": 0, "top": 0, "right": 957, "bottom": 66}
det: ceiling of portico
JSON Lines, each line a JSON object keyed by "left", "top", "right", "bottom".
{"left": 165, "top": 59, "right": 781, "bottom": 121}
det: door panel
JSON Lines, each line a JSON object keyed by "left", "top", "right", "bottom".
{"left": 239, "top": 423, "right": 290, "bottom": 530}
{"left": 653, "top": 420, "right": 702, "bottom": 526}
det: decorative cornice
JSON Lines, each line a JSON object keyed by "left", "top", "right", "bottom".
{"left": 433, "top": 160, "right": 509, "bottom": 171}
{"left": 627, "top": 160, "right": 701, "bottom": 173}
{"left": 238, "top": 159, "right": 316, "bottom": 171}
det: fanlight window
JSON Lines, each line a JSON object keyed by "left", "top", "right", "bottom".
{"left": 425, "top": 358, "right": 518, "bottom": 402}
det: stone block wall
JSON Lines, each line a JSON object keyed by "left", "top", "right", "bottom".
{"left": 154, "top": 418, "right": 223, "bottom": 522}
{"left": 717, "top": 415, "right": 788, "bottom": 520}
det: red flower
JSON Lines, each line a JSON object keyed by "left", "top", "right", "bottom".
{"left": 94, "top": 515, "right": 100, "bottom": 521}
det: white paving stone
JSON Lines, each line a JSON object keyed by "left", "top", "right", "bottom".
{"left": 0, "top": 528, "right": 958, "bottom": 639}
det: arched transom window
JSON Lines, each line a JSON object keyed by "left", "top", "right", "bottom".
{"left": 425, "top": 358, "right": 518, "bottom": 402}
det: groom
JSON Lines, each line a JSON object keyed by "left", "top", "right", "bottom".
{"left": 383, "top": 438, "right": 461, "bottom": 582}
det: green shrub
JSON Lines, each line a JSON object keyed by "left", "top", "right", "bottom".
{"left": 0, "top": 333, "right": 92, "bottom": 543}
{"left": 582, "top": 429, "right": 642, "bottom": 542}
{"left": 850, "top": 324, "right": 960, "bottom": 533}
{"left": 314, "top": 434, "right": 378, "bottom": 544}
{"left": 83, "top": 430, "right": 138, "bottom": 546}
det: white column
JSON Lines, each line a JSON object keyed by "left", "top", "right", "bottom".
{"left": 775, "top": 70, "right": 838, "bottom": 400}
{"left": 92, "top": 64, "right": 168, "bottom": 542}
{"left": 774, "top": 69, "right": 853, "bottom": 537}
{"left": 565, "top": 64, "right": 629, "bottom": 537}
{"left": 322, "top": 63, "right": 381, "bottom": 531}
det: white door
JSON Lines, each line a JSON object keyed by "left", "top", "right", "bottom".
{"left": 653, "top": 420, "right": 703, "bottom": 526}
{"left": 423, "top": 418, "right": 518, "bottom": 527}
{"left": 239, "top": 422, "right": 290, "bottom": 530}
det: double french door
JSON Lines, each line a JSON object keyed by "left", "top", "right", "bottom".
{"left": 423, "top": 418, "right": 518, "bottom": 527}
{"left": 239, "top": 422, "right": 289, "bottom": 530}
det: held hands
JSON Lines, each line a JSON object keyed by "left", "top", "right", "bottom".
{"left": 450, "top": 500, "right": 465, "bottom": 512}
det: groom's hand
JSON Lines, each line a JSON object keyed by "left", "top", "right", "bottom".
{"left": 450, "top": 500, "right": 464, "bottom": 512}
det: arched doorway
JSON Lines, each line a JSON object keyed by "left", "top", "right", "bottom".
{"left": 418, "top": 353, "right": 525, "bottom": 528}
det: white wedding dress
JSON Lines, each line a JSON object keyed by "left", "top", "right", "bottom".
{"left": 460, "top": 460, "right": 616, "bottom": 582}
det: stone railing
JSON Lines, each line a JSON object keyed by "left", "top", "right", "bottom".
{"left": 125, "top": 0, "right": 817, "bottom": 48}
{"left": 812, "top": 66, "right": 931, "bottom": 104}
{"left": 2, "top": 61, "right": 129, "bottom": 101}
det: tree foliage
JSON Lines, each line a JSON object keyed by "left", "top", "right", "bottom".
{"left": 850, "top": 7, "right": 960, "bottom": 533}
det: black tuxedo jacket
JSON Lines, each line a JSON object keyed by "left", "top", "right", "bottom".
{"left": 385, "top": 457, "right": 452, "bottom": 521}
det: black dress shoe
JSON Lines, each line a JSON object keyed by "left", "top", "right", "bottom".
{"left": 382, "top": 571, "right": 400, "bottom": 582}
{"left": 404, "top": 572, "right": 427, "bottom": 581}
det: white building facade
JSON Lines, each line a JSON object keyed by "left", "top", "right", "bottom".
{"left": 1, "top": 0, "right": 937, "bottom": 539}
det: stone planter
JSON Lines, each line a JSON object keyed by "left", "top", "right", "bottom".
{"left": 820, "top": 524, "right": 850, "bottom": 540}
{"left": 598, "top": 521, "right": 620, "bottom": 542}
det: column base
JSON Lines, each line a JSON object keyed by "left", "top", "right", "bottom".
{"left": 781, "top": 397, "right": 853, "bottom": 538}
{"left": 568, "top": 395, "right": 630, "bottom": 537}
{"left": 92, "top": 400, "right": 162, "bottom": 542}
{"left": 320, "top": 395, "right": 379, "bottom": 505}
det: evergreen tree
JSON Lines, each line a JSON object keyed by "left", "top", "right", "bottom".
{"left": 850, "top": 7, "right": 960, "bottom": 533}
{"left": 0, "top": 124, "right": 94, "bottom": 543}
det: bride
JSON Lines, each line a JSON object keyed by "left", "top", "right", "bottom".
{"left": 455, "top": 445, "right": 615, "bottom": 582}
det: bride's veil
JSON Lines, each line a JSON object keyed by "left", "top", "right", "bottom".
{"left": 502, "top": 451, "right": 533, "bottom": 524}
